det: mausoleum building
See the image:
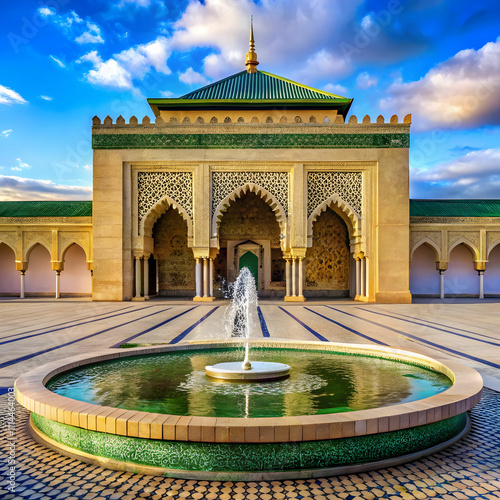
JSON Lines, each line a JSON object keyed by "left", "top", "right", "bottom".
{"left": 1, "top": 34, "right": 499, "bottom": 301}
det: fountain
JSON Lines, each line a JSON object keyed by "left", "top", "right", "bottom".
{"left": 205, "top": 267, "right": 290, "bottom": 381}
{"left": 14, "top": 269, "right": 483, "bottom": 479}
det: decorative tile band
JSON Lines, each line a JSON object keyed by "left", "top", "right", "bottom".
{"left": 31, "top": 412, "right": 466, "bottom": 472}
{"left": 92, "top": 133, "right": 410, "bottom": 150}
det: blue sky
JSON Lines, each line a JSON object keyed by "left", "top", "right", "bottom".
{"left": 1, "top": 0, "right": 499, "bottom": 200}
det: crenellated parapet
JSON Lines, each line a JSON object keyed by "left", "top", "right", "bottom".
{"left": 92, "top": 113, "right": 411, "bottom": 127}
{"left": 92, "top": 113, "right": 411, "bottom": 150}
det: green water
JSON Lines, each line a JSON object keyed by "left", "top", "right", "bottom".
{"left": 46, "top": 348, "right": 452, "bottom": 418}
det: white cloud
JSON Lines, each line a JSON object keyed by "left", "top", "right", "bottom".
{"left": 50, "top": 55, "right": 66, "bottom": 68}
{"left": 0, "top": 85, "right": 27, "bottom": 105}
{"left": 79, "top": 51, "right": 132, "bottom": 89}
{"left": 179, "top": 67, "right": 208, "bottom": 86}
{"left": 295, "top": 50, "right": 350, "bottom": 84}
{"left": 40, "top": 95, "right": 53, "bottom": 101}
{"left": 0, "top": 175, "right": 92, "bottom": 201}
{"left": 171, "top": 0, "right": 361, "bottom": 81}
{"left": 380, "top": 39, "right": 500, "bottom": 131}
{"left": 118, "top": 0, "right": 152, "bottom": 6}
{"left": 11, "top": 158, "right": 31, "bottom": 172}
{"left": 159, "top": 90, "right": 176, "bottom": 97}
{"left": 75, "top": 23, "right": 104, "bottom": 44}
{"left": 38, "top": 7, "right": 54, "bottom": 17}
{"left": 78, "top": 36, "right": 171, "bottom": 90}
{"left": 2, "top": 129, "right": 13, "bottom": 138}
{"left": 82, "top": 164, "right": 91, "bottom": 170}
{"left": 411, "top": 149, "right": 500, "bottom": 198}
{"left": 324, "top": 83, "right": 348, "bottom": 96}
{"left": 39, "top": 8, "right": 104, "bottom": 45}
{"left": 356, "top": 71, "right": 378, "bottom": 89}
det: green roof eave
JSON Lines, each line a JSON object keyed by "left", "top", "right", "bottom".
{"left": 148, "top": 97, "right": 353, "bottom": 117}
{"left": 0, "top": 200, "right": 92, "bottom": 218}
{"left": 410, "top": 199, "right": 500, "bottom": 218}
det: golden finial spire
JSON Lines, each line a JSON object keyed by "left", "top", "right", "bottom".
{"left": 245, "top": 16, "right": 259, "bottom": 73}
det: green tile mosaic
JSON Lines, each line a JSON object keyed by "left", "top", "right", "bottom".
{"left": 31, "top": 413, "right": 466, "bottom": 473}
{"left": 92, "top": 132, "right": 410, "bottom": 150}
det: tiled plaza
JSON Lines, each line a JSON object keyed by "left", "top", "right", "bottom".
{"left": 1, "top": 298, "right": 499, "bottom": 499}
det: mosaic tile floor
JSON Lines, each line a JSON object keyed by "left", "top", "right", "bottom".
{"left": 1, "top": 389, "right": 499, "bottom": 500}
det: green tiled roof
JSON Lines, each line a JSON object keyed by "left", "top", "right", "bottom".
{"left": 178, "top": 70, "right": 350, "bottom": 101}
{"left": 148, "top": 70, "right": 353, "bottom": 116}
{"left": 0, "top": 201, "right": 92, "bottom": 217}
{"left": 410, "top": 200, "right": 500, "bottom": 217}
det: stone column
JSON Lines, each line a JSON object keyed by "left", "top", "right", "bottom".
{"left": 195, "top": 258, "right": 202, "bottom": 298}
{"left": 203, "top": 258, "right": 209, "bottom": 298}
{"left": 143, "top": 256, "right": 149, "bottom": 300}
{"left": 55, "top": 271, "right": 61, "bottom": 299}
{"left": 439, "top": 270, "right": 445, "bottom": 299}
{"left": 298, "top": 257, "right": 304, "bottom": 298}
{"left": 479, "top": 271, "right": 484, "bottom": 299}
{"left": 364, "top": 257, "right": 370, "bottom": 298}
{"left": 134, "top": 256, "right": 142, "bottom": 299}
{"left": 355, "top": 258, "right": 361, "bottom": 297}
{"left": 20, "top": 271, "right": 25, "bottom": 299}
{"left": 292, "top": 258, "right": 297, "bottom": 297}
{"left": 155, "top": 256, "right": 160, "bottom": 294}
{"left": 209, "top": 258, "right": 214, "bottom": 297}
{"left": 360, "top": 258, "right": 366, "bottom": 297}
{"left": 285, "top": 258, "right": 291, "bottom": 298}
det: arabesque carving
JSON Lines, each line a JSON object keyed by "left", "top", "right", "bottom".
{"left": 307, "top": 172, "right": 362, "bottom": 217}
{"left": 212, "top": 171, "right": 289, "bottom": 216}
{"left": 138, "top": 171, "right": 193, "bottom": 224}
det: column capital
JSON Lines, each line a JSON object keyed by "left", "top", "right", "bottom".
{"left": 51, "top": 261, "right": 64, "bottom": 272}
{"left": 435, "top": 261, "right": 448, "bottom": 271}
{"left": 290, "top": 247, "right": 307, "bottom": 259}
{"left": 474, "top": 261, "right": 486, "bottom": 272}
{"left": 192, "top": 248, "right": 210, "bottom": 260}
{"left": 15, "top": 261, "right": 28, "bottom": 272}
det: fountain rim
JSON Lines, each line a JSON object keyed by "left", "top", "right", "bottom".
{"left": 15, "top": 339, "right": 483, "bottom": 444}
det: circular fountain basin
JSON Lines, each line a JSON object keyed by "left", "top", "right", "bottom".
{"left": 205, "top": 360, "right": 291, "bottom": 380}
{"left": 15, "top": 340, "right": 483, "bottom": 480}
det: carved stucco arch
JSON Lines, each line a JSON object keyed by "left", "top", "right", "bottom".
{"left": 410, "top": 237, "right": 441, "bottom": 261}
{"left": 448, "top": 237, "right": 480, "bottom": 262}
{"left": 487, "top": 238, "right": 500, "bottom": 259}
{"left": 141, "top": 195, "right": 193, "bottom": 240}
{"left": 0, "top": 239, "right": 16, "bottom": 255}
{"left": 211, "top": 183, "right": 287, "bottom": 241}
{"left": 307, "top": 194, "right": 361, "bottom": 246}
{"left": 24, "top": 242, "right": 52, "bottom": 263}
{"left": 60, "top": 241, "right": 90, "bottom": 263}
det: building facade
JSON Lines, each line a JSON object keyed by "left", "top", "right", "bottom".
{"left": 1, "top": 40, "right": 499, "bottom": 301}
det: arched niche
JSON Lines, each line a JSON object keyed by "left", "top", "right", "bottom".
{"left": 61, "top": 243, "right": 91, "bottom": 294}
{"left": 0, "top": 243, "right": 19, "bottom": 294}
{"left": 445, "top": 243, "right": 478, "bottom": 296}
{"left": 26, "top": 243, "right": 53, "bottom": 294}
{"left": 307, "top": 194, "right": 360, "bottom": 245}
{"left": 410, "top": 243, "right": 440, "bottom": 296}
{"left": 141, "top": 195, "right": 193, "bottom": 240}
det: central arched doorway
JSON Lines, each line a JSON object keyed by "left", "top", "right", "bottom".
{"left": 216, "top": 191, "right": 283, "bottom": 295}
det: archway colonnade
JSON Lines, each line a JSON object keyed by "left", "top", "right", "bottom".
{"left": 132, "top": 181, "right": 367, "bottom": 302}
{"left": 410, "top": 229, "right": 500, "bottom": 298}
{"left": 0, "top": 225, "right": 92, "bottom": 299}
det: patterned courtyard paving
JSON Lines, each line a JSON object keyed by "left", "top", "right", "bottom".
{"left": 1, "top": 298, "right": 499, "bottom": 499}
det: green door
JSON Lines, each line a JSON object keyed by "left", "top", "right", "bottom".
{"left": 239, "top": 251, "right": 258, "bottom": 285}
